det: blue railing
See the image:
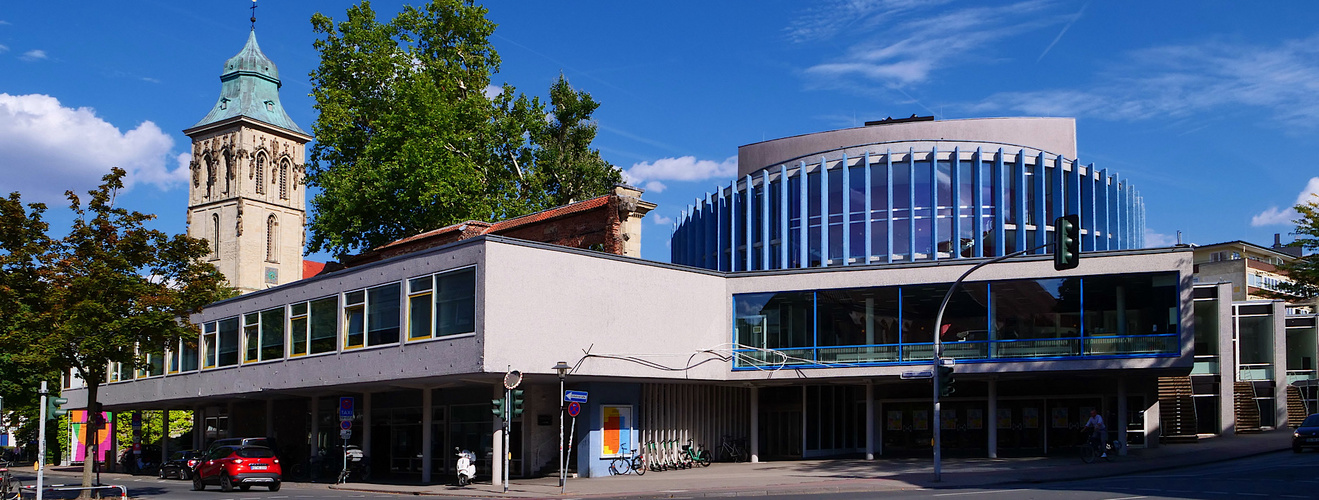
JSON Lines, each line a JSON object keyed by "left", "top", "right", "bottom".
{"left": 731, "top": 334, "right": 1178, "bottom": 369}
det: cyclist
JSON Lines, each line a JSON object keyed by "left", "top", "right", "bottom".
{"left": 1083, "top": 409, "right": 1107, "bottom": 458}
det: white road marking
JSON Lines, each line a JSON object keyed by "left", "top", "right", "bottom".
{"left": 934, "top": 489, "right": 1026, "bottom": 497}
{"left": 1101, "top": 496, "right": 1147, "bottom": 500}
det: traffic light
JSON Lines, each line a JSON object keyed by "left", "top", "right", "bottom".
{"left": 1053, "top": 214, "right": 1080, "bottom": 271}
{"left": 492, "top": 397, "right": 506, "bottom": 419}
{"left": 510, "top": 389, "right": 525, "bottom": 417}
{"left": 46, "top": 395, "right": 69, "bottom": 422}
{"left": 936, "top": 364, "right": 956, "bottom": 397}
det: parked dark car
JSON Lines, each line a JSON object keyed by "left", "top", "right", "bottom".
{"left": 117, "top": 444, "right": 162, "bottom": 475}
{"left": 206, "top": 437, "right": 279, "bottom": 456}
{"left": 158, "top": 450, "right": 201, "bottom": 479}
{"left": 1294, "top": 413, "right": 1319, "bottom": 452}
{"left": 192, "top": 445, "right": 282, "bottom": 492}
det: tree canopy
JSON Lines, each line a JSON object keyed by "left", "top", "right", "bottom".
{"left": 0, "top": 168, "right": 232, "bottom": 486}
{"left": 1272, "top": 197, "right": 1319, "bottom": 300}
{"left": 306, "top": 0, "right": 622, "bottom": 259}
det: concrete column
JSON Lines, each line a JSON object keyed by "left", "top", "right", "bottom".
{"left": 225, "top": 402, "right": 234, "bottom": 438}
{"left": 362, "top": 393, "right": 373, "bottom": 458}
{"left": 491, "top": 385, "right": 504, "bottom": 485}
{"left": 1117, "top": 378, "right": 1128, "bottom": 456}
{"left": 987, "top": 380, "right": 997, "bottom": 459}
{"left": 749, "top": 386, "right": 759, "bottom": 463}
{"left": 1217, "top": 282, "right": 1236, "bottom": 436}
{"left": 193, "top": 407, "right": 203, "bottom": 450}
{"left": 309, "top": 397, "right": 320, "bottom": 459}
{"left": 1273, "top": 301, "right": 1289, "bottom": 428}
{"left": 161, "top": 409, "right": 170, "bottom": 463}
{"left": 1146, "top": 399, "right": 1160, "bottom": 448}
{"left": 265, "top": 399, "right": 275, "bottom": 438}
{"left": 865, "top": 383, "right": 875, "bottom": 460}
{"left": 421, "top": 388, "right": 433, "bottom": 483}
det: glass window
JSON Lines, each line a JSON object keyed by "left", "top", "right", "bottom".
{"left": 290, "top": 302, "right": 308, "bottom": 356}
{"left": 243, "top": 312, "right": 260, "bottom": 363}
{"left": 1082, "top": 273, "right": 1178, "bottom": 336}
{"left": 310, "top": 296, "right": 338, "bottom": 354}
{"left": 409, "top": 276, "right": 433, "bottom": 340}
{"left": 990, "top": 278, "right": 1081, "bottom": 340}
{"left": 367, "top": 283, "right": 401, "bottom": 346}
{"left": 345, "top": 290, "right": 366, "bottom": 349}
{"left": 217, "top": 317, "right": 239, "bottom": 367}
{"left": 734, "top": 291, "right": 813, "bottom": 351}
{"left": 436, "top": 268, "right": 476, "bottom": 337}
{"left": 260, "top": 307, "right": 285, "bottom": 361}
{"left": 817, "top": 288, "right": 899, "bottom": 347}
{"left": 203, "top": 321, "right": 218, "bottom": 369}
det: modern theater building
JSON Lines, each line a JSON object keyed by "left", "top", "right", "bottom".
{"left": 57, "top": 27, "right": 1319, "bottom": 486}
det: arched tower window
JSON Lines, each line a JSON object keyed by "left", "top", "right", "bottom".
{"left": 205, "top": 154, "right": 216, "bottom": 199}
{"left": 211, "top": 213, "right": 220, "bottom": 259}
{"left": 266, "top": 214, "right": 279, "bottom": 263}
{"left": 279, "top": 159, "right": 290, "bottom": 200}
{"left": 255, "top": 153, "right": 266, "bottom": 195}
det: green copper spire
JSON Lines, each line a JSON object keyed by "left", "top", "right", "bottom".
{"left": 191, "top": 30, "right": 306, "bottom": 134}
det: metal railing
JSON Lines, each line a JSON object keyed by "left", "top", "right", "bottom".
{"left": 732, "top": 333, "right": 1179, "bottom": 368}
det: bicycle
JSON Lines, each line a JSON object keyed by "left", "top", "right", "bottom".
{"left": 609, "top": 448, "right": 635, "bottom": 474}
{"left": 682, "top": 439, "right": 710, "bottom": 467}
{"left": 0, "top": 461, "right": 23, "bottom": 500}
{"left": 1080, "top": 430, "right": 1121, "bottom": 463}
{"left": 718, "top": 435, "right": 749, "bottom": 463}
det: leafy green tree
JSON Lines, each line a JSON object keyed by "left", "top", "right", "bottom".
{"left": 306, "top": 0, "right": 621, "bottom": 259}
{"left": 115, "top": 410, "right": 194, "bottom": 458}
{"left": 1272, "top": 198, "right": 1319, "bottom": 300}
{"left": 0, "top": 193, "right": 58, "bottom": 427}
{"left": 0, "top": 168, "right": 232, "bottom": 488}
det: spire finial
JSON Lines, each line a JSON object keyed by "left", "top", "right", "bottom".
{"left": 250, "top": 0, "right": 258, "bottom": 30}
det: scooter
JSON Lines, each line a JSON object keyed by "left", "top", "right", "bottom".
{"left": 455, "top": 447, "right": 476, "bottom": 486}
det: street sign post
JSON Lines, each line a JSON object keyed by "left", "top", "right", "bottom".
{"left": 900, "top": 370, "right": 933, "bottom": 380}
{"left": 339, "top": 397, "right": 354, "bottom": 420}
{"left": 567, "top": 401, "right": 581, "bottom": 418}
{"left": 564, "top": 390, "right": 588, "bottom": 403}
{"left": 340, "top": 429, "right": 351, "bottom": 440}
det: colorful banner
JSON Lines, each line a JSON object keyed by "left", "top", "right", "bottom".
{"left": 1022, "top": 408, "right": 1039, "bottom": 429}
{"left": 68, "top": 410, "right": 113, "bottom": 462}
{"left": 1052, "top": 408, "right": 1070, "bottom": 428}
{"left": 940, "top": 409, "right": 956, "bottom": 429}
{"left": 913, "top": 410, "right": 928, "bottom": 430}
{"left": 601, "top": 405, "right": 632, "bottom": 458}
{"left": 997, "top": 408, "right": 1013, "bottom": 429}
{"left": 967, "top": 409, "right": 983, "bottom": 430}
{"left": 886, "top": 411, "right": 903, "bottom": 431}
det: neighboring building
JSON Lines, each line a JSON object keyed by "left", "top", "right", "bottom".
{"left": 184, "top": 30, "right": 312, "bottom": 294}
{"left": 67, "top": 114, "right": 1203, "bottom": 484}
{"left": 1192, "top": 238, "right": 1303, "bottom": 302}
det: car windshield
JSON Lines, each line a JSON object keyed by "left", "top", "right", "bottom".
{"left": 236, "top": 447, "right": 275, "bottom": 458}
{"left": 1303, "top": 414, "right": 1319, "bottom": 427}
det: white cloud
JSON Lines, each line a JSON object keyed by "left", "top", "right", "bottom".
{"left": 642, "top": 180, "right": 667, "bottom": 193}
{"left": 977, "top": 35, "right": 1319, "bottom": 128}
{"left": 0, "top": 44, "right": 8, "bottom": 54}
{"left": 651, "top": 214, "right": 674, "bottom": 226}
{"left": 1143, "top": 229, "right": 1178, "bottom": 248}
{"left": 798, "top": 1, "right": 1063, "bottom": 87}
{"left": 483, "top": 84, "right": 503, "bottom": 99}
{"left": 20, "top": 49, "right": 46, "bottom": 61}
{"left": 1251, "top": 177, "right": 1319, "bottom": 227}
{"left": 0, "top": 93, "right": 188, "bottom": 204}
{"left": 623, "top": 156, "right": 737, "bottom": 190}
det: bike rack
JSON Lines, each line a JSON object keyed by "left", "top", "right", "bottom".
{"left": 19, "top": 484, "right": 129, "bottom": 499}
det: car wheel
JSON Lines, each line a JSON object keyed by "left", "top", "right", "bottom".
{"left": 269, "top": 481, "right": 281, "bottom": 492}
{"left": 192, "top": 475, "right": 205, "bottom": 491}
{"left": 220, "top": 474, "right": 234, "bottom": 492}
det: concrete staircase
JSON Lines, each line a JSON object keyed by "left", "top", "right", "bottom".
{"left": 1158, "top": 376, "right": 1198, "bottom": 442}
{"left": 1234, "top": 381, "right": 1262, "bottom": 434}
{"left": 1287, "top": 385, "right": 1309, "bottom": 428}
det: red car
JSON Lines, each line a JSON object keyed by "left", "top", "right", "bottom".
{"left": 191, "top": 445, "right": 282, "bottom": 492}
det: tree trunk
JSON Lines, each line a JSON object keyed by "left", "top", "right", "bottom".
{"left": 80, "top": 381, "right": 98, "bottom": 498}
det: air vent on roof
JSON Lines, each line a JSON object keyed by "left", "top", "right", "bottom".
{"left": 865, "top": 114, "right": 935, "bottom": 126}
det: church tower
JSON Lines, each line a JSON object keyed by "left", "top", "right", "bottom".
{"left": 185, "top": 29, "right": 311, "bottom": 294}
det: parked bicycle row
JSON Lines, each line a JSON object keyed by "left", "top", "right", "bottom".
{"left": 608, "top": 436, "right": 750, "bottom": 476}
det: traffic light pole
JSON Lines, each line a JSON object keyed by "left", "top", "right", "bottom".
{"left": 931, "top": 244, "right": 1049, "bottom": 482}
{"left": 503, "top": 388, "right": 510, "bottom": 493}
{"left": 37, "top": 382, "right": 47, "bottom": 500}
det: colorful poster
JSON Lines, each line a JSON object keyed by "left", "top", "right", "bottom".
{"left": 1052, "top": 408, "right": 1069, "bottom": 428}
{"left": 940, "top": 409, "right": 957, "bottom": 429}
{"left": 913, "top": 410, "right": 928, "bottom": 430}
{"left": 886, "top": 411, "right": 903, "bottom": 431}
{"left": 1022, "top": 408, "right": 1039, "bottom": 428}
{"left": 997, "top": 409, "right": 1013, "bottom": 429}
{"left": 68, "top": 410, "right": 114, "bottom": 462}
{"left": 967, "top": 409, "right": 983, "bottom": 430}
{"left": 601, "top": 405, "right": 633, "bottom": 458}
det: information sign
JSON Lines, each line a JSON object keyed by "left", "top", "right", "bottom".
{"left": 340, "top": 429, "right": 351, "bottom": 440}
{"left": 339, "top": 396, "right": 354, "bottom": 420}
{"left": 564, "top": 390, "right": 588, "bottom": 403}
{"left": 900, "top": 370, "right": 933, "bottom": 380}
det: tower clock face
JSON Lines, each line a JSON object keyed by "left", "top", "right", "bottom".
{"left": 265, "top": 267, "right": 278, "bottom": 284}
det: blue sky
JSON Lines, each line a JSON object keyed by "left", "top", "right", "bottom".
{"left": 3, "top": 0, "right": 1318, "bottom": 264}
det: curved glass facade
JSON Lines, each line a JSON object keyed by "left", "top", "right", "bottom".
{"left": 671, "top": 147, "right": 1145, "bottom": 270}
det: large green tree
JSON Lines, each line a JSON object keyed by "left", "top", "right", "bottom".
{"left": 1272, "top": 198, "right": 1319, "bottom": 300}
{"left": 0, "top": 168, "right": 232, "bottom": 488}
{"left": 306, "top": 0, "right": 621, "bottom": 259}
{"left": 0, "top": 193, "right": 59, "bottom": 448}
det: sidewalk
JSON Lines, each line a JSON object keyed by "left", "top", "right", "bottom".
{"left": 329, "top": 429, "right": 1292, "bottom": 498}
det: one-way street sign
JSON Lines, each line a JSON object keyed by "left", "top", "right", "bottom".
{"left": 564, "top": 390, "right": 588, "bottom": 403}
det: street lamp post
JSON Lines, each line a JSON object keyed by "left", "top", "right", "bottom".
{"left": 554, "top": 361, "right": 570, "bottom": 494}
